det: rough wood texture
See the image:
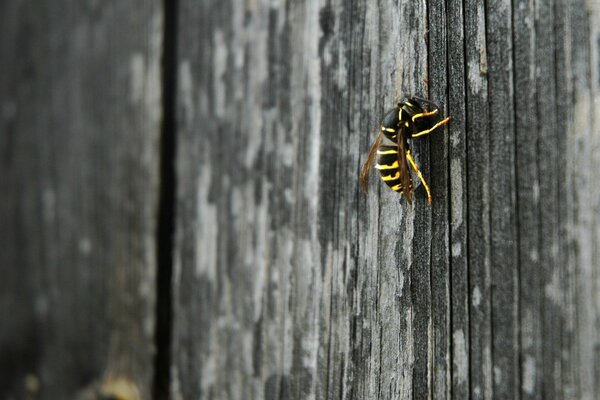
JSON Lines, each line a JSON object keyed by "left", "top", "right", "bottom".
{"left": 0, "top": 2, "right": 163, "bottom": 399}
{"left": 171, "top": 0, "right": 600, "bottom": 399}
{"left": 3, "top": 0, "right": 600, "bottom": 399}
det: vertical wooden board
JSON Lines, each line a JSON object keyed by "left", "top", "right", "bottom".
{"left": 0, "top": 4, "right": 46, "bottom": 394}
{"left": 0, "top": 2, "right": 162, "bottom": 399}
{"left": 172, "top": 2, "right": 327, "bottom": 397}
{"left": 172, "top": 0, "right": 432, "bottom": 399}
{"left": 588, "top": 4, "right": 600, "bottom": 397}
{"left": 444, "top": 0, "right": 470, "bottom": 398}
{"left": 427, "top": 0, "right": 451, "bottom": 396}
{"left": 570, "top": 1, "right": 597, "bottom": 399}
{"left": 535, "top": 0, "right": 562, "bottom": 398}
{"left": 512, "top": 0, "right": 542, "bottom": 398}
{"left": 389, "top": 0, "right": 429, "bottom": 398}
{"left": 554, "top": 0, "right": 576, "bottom": 397}
{"left": 403, "top": 0, "right": 431, "bottom": 396}
{"left": 485, "top": 0, "right": 520, "bottom": 397}
{"left": 464, "top": 0, "right": 493, "bottom": 398}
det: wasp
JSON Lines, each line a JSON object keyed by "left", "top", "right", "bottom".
{"left": 360, "top": 97, "right": 451, "bottom": 204}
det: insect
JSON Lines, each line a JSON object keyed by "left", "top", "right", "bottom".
{"left": 360, "top": 97, "right": 451, "bottom": 204}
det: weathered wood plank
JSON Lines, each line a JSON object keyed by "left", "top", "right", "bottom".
{"left": 588, "top": 5, "right": 600, "bottom": 398}
{"left": 405, "top": 0, "right": 432, "bottom": 396}
{"left": 554, "top": 0, "right": 576, "bottom": 397}
{"left": 445, "top": 0, "right": 470, "bottom": 398}
{"left": 588, "top": 7, "right": 600, "bottom": 397}
{"left": 486, "top": 0, "right": 520, "bottom": 397}
{"left": 555, "top": 1, "right": 581, "bottom": 399}
{"left": 171, "top": 0, "right": 432, "bottom": 398}
{"left": 0, "top": 2, "right": 163, "bottom": 398}
{"left": 4, "top": 0, "right": 600, "bottom": 399}
{"left": 464, "top": 0, "right": 493, "bottom": 398}
{"left": 427, "top": 0, "right": 451, "bottom": 398}
{"left": 513, "top": 0, "right": 542, "bottom": 398}
{"left": 570, "top": 2, "right": 598, "bottom": 399}
{"left": 171, "top": 0, "right": 600, "bottom": 398}
{"left": 172, "top": 1, "right": 329, "bottom": 397}
{"left": 428, "top": 1, "right": 454, "bottom": 398}
{"left": 535, "top": 0, "right": 562, "bottom": 398}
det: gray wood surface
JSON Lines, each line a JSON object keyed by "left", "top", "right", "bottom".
{"left": 3, "top": 0, "right": 600, "bottom": 399}
{"left": 0, "top": 1, "right": 163, "bottom": 399}
{"left": 171, "top": 0, "right": 600, "bottom": 399}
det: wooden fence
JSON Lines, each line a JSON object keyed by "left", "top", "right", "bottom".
{"left": 2, "top": 0, "right": 600, "bottom": 399}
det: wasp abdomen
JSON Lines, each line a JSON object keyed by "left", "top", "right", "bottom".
{"left": 374, "top": 145, "right": 411, "bottom": 192}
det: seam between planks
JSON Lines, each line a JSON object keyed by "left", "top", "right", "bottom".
{"left": 152, "top": 0, "right": 178, "bottom": 398}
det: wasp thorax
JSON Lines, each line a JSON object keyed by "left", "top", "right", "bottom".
{"left": 381, "top": 107, "right": 400, "bottom": 130}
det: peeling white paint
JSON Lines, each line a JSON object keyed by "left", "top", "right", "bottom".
{"left": 450, "top": 130, "right": 461, "bottom": 148}
{"left": 477, "top": 4, "right": 488, "bottom": 75}
{"left": 129, "top": 53, "right": 145, "bottom": 103}
{"left": 453, "top": 330, "right": 468, "bottom": 384}
{"left": 494, "top": 366, "right": 502, "bottom": 385}
{"left": 230, "top": 187, "right": 243, "bottom": 217}
{"left": 322, "top": 41, "right": 332, "bottom": 66}
{"left": 545, "top": 268, "right": 562, "bottom": 305}
{"left": 450, "top": 158, "right": 463, "bottom": 227}
{"left": 530, "top": 248, "right": 539, "bottom": 262}
{"left": 128, "top": 9, "right": 162, "bottom": 182}
{"left": 532, "top": 180, "right": 540, "bottom": 202}
{"left": 195, "top": 168, "right": 218, "bottom": 281}
{"left": 295, "top": 239, "right": 321, "bottom": 373}
{"left": 280, "top": 142, "right": 295, "bottom": 167}
{"left": 242, "top": 13, "right": 267, "bottom": 169}
{"left": 472, "top": 286, "right": 482, "bottom": 307}
{"left": 451, "top": 242, "right": 461, "bottom": 257}
{"left": 336, "top": 40, "right": 348, "bottom": 90}
{"left": 467, "top": 3, "right": 488, "bottom": 94}
{"left": 252, "top": 183, "right": 268, "bottom": 322}
{"left": 522, "top": 309, "right": 534, "bottom": 348}
{"left": 78, "top": 237, "right": 92, "bottom": 256}
{"left": 146, "top": 11, "right": 163, "bottom": 128}
{"left": 171, "top": 364, "right": 182, "bottom": 400}
{"left": 213, "top": 30, "right": 228, "bottom": 117}
{"left": 281, "top": 236, "right": 294, "bottom": 375}
{"left": 397, "top": 270, "right": 405, "bottom": 294}
{"left": 522, "top": 355, "right": 536, "bottom": 394}
{"left": 283, "top": 188, "right": 294, "bottom": 204}
{"left": 468, "top": 58, "right": 482, "bottom": 94}
{"left": 179, "top": 60, "right": 195, "bottom": 124}
{"left": 305, "top": 1, "right": 322, "bottom": 215}
{"left": 202, "top": 352, "right": 217, "bottom": 391}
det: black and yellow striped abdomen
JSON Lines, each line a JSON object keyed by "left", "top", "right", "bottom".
{"left": 374, "top": 145, "right": 411, "bottom": 192}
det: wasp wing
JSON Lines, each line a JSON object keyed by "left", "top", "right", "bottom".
{"left": 360, "top": 131, "right": 383, "bottom": 193}
{"left": 397, "top": 128, "right": 413, "bottom": 204}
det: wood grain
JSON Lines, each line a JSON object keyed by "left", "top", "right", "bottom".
{"left": 513, "top": 0, "right": 542, "bottom": 397}
{"left": 0, "top": 1, "right": 163, "bottom": 398}
{"left": 167, "top": 0, "right": 600, "bottom": 398}
{"left": 464, "top": 0, "right": 493, "bottom": 398}
{"left": 3, "top": 0, "right": 600, "bottom": 399}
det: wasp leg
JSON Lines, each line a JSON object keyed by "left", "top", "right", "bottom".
{"left": 411, "top": 116, "right": 451, "bottom": 138}
{"left": 411, "top": 109, "right": 439, "bottom": 122}
{"left": 406, "top": 150, "right": 432, "bottom": 204}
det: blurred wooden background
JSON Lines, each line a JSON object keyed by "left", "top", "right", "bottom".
{"left": 2, "top": 0, "right": 600, "bottom": 399}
